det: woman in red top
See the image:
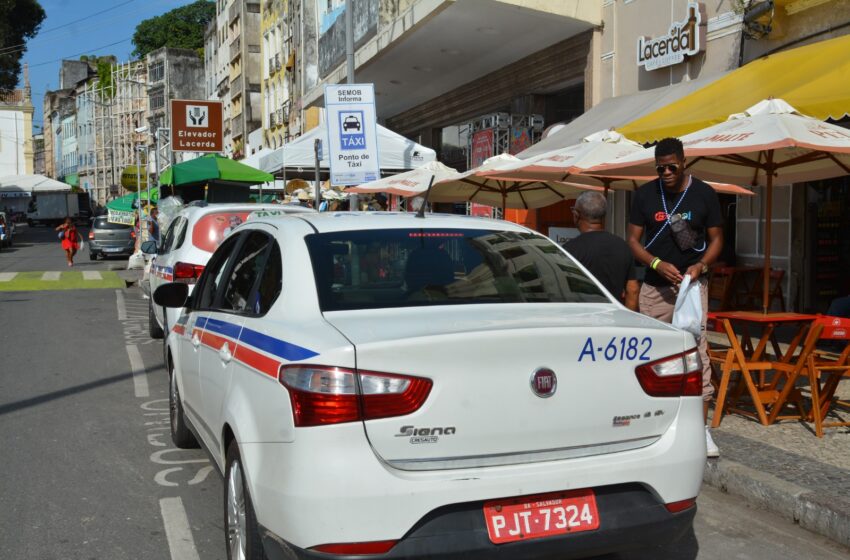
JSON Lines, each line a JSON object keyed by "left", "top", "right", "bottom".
{"left": 55, "top": 217, "right": 80, "bottom": 267}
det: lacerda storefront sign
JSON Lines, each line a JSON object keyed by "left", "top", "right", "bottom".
{"left": 637, "top": 3, "right": 706, "bottom": 71}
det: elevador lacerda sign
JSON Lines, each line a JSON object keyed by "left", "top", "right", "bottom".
{"left": 637, "top": 3, "right": 706, "bottom": 71}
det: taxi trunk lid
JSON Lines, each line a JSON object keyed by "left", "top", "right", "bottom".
{"left": 324, "top": 304, "right": 692, "bottom": 471}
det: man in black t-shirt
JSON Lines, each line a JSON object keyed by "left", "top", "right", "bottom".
{"left": 564, "top": 191, "right": 638, "bottom": 311}
{"left": 627, "top": 137, "right": 724, "bottom": 457}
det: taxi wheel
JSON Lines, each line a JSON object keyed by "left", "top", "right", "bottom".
{"left": 225, "top": 442, "right": 267, "bottom": 560}
{"left": 149, "top": 302, "right": 164, "bottom": 339}
{"left": 169, "top": 368, "right": 198, "bottom": 449}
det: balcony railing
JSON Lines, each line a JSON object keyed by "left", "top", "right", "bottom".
{"left": 229, "top": 2, "right": 239, "bottom": 23}
{"left": 232, "top": 117, "right": 243, "bottom": 138}
{"left": 230, "top": 36, "right": 242, "bottom": 60}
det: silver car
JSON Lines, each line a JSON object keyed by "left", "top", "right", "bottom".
{"left": 88, "top": 216, "right": 135, "bottom": 260}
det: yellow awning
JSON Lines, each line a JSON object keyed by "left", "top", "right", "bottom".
{"left": 618, "top": 33, "right": 850, "bottom": 143}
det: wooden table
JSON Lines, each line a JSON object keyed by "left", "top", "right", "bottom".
{"left": 708, "top": 311, "right": 820, "bottom": 427}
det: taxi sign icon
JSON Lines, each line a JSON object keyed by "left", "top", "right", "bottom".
{"left": 530, "top": 368, "right": 557, "bottom": 398}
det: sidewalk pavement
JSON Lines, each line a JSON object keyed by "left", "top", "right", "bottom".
{"left": 704, "top": 331, "right": 850, "bottom": 548}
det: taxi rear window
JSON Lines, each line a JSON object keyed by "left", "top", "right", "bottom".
{"left": 305, "top": 228, "right": 608, "bottom": 311}
{"left": 191, "top": 212, "right": 250, "bottom": 253}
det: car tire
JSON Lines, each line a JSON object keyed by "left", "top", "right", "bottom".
{"left": 149, "top": 302, "right": 164, "bottom": 339}
{"left": 169, "top": 363, "right": 199, "bottom": 449}
{"left": 89, "top": 251, "right": 98, "bottom": 261}
{"left": 225, "top": 442, "right": 268, "bottom": 560}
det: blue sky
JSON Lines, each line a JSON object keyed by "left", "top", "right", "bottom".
{"left": 20, "top": 0, "right": 194, "bottom": 132}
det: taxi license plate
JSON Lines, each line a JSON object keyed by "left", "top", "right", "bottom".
{"left": 483, "top": 489, "right": 599, "bottom": 544}
{"left": 104, "top": 247, "right": 123, "bottom": 252}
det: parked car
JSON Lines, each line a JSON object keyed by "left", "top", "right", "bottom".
{"left": 154, "top": 212, "right": 705, "bottom": 560}
{"left": 0, "top": 211, "right": 14, "bottom": 248}
{"left": 88, "top": 216, "right": 135, "bottom": 260}
{"left": 144, "top": 202, "right": 311, "bottom": 339}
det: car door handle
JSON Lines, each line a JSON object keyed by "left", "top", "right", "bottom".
{"left": 192, "top": 333, "right": 201, "bottom": 348}
{"left": 219, "top": 342, "right": 232, "bottom": 363}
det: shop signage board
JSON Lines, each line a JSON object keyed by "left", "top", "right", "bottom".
{"left": 637, "top": 2, "right": 706, "bottom": 71}
{"left": 471, "top": 129, "right": 494, "bottom": 168}
{"left": 324, "top": 84, "right": 380, "bottom": 186}
{"left": 170, "top": 99, "right": 224, "bottom": 153}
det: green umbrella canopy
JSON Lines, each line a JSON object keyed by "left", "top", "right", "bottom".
{"left": 106, "top": 188, "right": 159, "bottom": 212}
{"left": 159, "top": 154, "right": 273, "bottom": 187}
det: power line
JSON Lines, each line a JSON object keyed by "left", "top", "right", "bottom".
{"left": 28, "top": 38, "right": 133, "bottom": 69}
{"left": 0, "top": 0, "right": 137, "bottom": 57}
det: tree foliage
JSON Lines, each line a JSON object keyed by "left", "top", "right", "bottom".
{"left": 131, "top": 0, "right": 215, "bottom": 59}
{"left": 0, "top": 0, "right": 46, "bottom": 91}
{"left": 80, "top": 55, "right": 117, "bottom": 98}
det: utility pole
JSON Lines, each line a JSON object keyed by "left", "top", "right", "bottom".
{"left": 344, "top": 0, "right": 359, "bottom": 211}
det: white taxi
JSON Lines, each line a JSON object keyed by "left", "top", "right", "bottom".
{"left": 154, "top": 211, "right": 705, "bottom": 560}
{"left": 145, "top": 202, "right": 309, "bottom": 339}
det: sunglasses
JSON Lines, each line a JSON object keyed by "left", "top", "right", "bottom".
{"left": 655, "top": 163, "right": 680, "bottom": 175}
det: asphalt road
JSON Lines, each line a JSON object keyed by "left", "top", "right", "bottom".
{"left": 1, "top": 224, "right": 848, "bottom": 560}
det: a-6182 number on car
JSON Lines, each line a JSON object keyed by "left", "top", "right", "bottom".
{"left": 578, "top": 336, "right": 652, "bottom": 362}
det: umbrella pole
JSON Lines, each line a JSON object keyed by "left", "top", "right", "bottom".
{"left": 501, "top": 190, "right": 507, "bottom": 218}
{"left": 763, "top": 152, "right": 774, "bottom": 314}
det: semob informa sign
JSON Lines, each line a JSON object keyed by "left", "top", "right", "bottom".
{"left": 325, "top": 84, "right": 380, "bottom": 186}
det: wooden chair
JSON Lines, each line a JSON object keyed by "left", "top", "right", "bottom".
{"left": 736, "top": 269, "right": 786, "bottom": 311}
{"left": 707, "top": 265, "right": 736, "bottom": 311}
{"left": 805, "top": 316, "right": 850, "bottom": 437}
{"left": 764, "top": 323, "right": 824, "bottom": 425}
{"left": 709, "top": 319, "right": 777, "bottom": 427}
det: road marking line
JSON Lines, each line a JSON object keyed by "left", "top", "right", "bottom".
{"left": 41, "top": 271, "right": 61, "bottom": 281}
{"left": 116, "top": 289, "right": 127, "bottom": 320}
{"left": 83, "top": 271, "right": 102, "bottom": 280}
{"left": 126, "top": 344, "right": 150, "bottom": 398}
{"left": 159, "top": 497, "right": 201, "bottom": 560}
{"left": 0, "top": 272, "right": 16, "bottom": 282}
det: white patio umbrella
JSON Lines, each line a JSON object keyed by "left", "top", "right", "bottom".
{"left": 428, "top": 153, "right": 604, "bottom": 213}
{"left": 478, "top": 130, "right": 645, "bottom": 191}
{"left": 585, "top": 98, "right": 850, "bottom": 312}
{"left": 345, "top": 161, "right": 462, "bottom": 197}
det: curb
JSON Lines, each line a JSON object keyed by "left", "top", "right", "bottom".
{"left": 704, "top": 458, "right": 850, "bottom": 548}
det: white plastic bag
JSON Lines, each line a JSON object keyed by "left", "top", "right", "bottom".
{"left": 127, "top": 251, "right": 146, "bottom": 270}
{"left": 672, "top": 275, "right": 702, "bottom": 338}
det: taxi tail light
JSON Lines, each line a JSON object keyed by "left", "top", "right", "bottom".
{"left": 311, "top": 540, "right": 398, "bottom": 555}
{"left": 88, "top": 231, "right": 95, "bottom": 240}
{"left": 278, "top": 365, "right": 432, "bottom": 427}
{"left": 173, "top": 261, "right": 205, "bottom": 284}
{"left": 635, "top": 349, "right": 702, "bottom": 397}
{"left": 130, "top": 230, "right": 136, "bottom": 239}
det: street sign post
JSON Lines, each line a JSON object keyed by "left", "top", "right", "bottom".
{"left": 170, "top": 100, "right": 223, "bottom": 153}
{"left": 324, "top": 84, "right": 380, "bottom": 186}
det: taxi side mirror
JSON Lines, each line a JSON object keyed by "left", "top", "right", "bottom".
{"left": 154, "top": 283, "right": 189, "bottom": 308}
{"left": 141, "top": 240, "right": 158, "bottom": 254}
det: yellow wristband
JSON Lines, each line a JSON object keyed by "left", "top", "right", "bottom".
{"left": 650, "top": 257, "right": 661, "bottom": 270}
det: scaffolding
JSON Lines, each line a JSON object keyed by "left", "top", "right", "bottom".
{"left": 111, "top": 60, "right": 149, "bottom": 186}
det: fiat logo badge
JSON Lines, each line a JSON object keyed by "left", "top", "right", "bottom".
{"left": 530, "top": 368, "right": 557, "bottom": 398}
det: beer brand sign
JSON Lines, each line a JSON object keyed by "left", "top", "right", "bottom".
{"left": 637, "top": 3, "right": 706, "bottom": 71}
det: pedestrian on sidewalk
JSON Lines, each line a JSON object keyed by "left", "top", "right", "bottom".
{"left": 147, "top": 207, "right": 161, "bottom": 244}
{"left": 626, "top": 137, "right": 724, "bottom": 458}
{"left": 563, "top": 191, "right": 639, "bottom": 311}
{"left": 55, "top": 217, "right": 81, "bottom": 267}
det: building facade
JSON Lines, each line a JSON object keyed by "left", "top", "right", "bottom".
{"left": 0, "top": 87, "right": 35, "bottom": 176}
{"left": 225, "top": 0, "right": 262, "bottom": 159}
{"left": 145, "top": 47, "right": 205, "bottom": 176}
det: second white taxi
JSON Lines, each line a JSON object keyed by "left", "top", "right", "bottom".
{"left": 154, "top": 211, "right": 706, "bottom": 560}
